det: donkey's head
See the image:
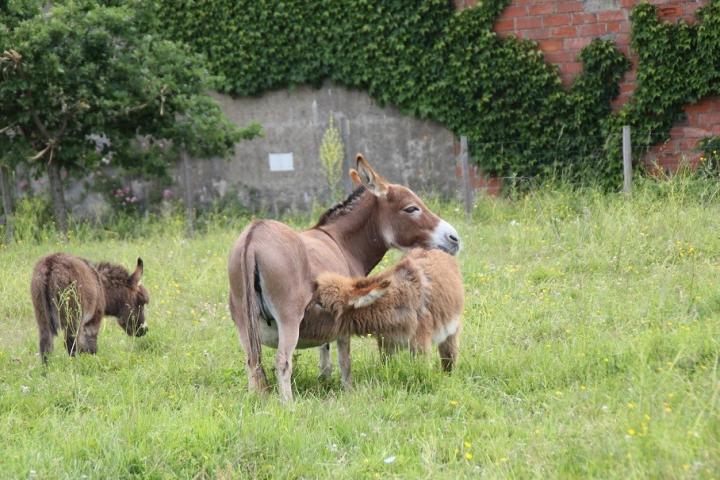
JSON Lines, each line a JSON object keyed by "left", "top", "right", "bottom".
{"left": 351, "top": 154, "right": 460, "bottom": 255}
{"left": 100, "top": 258, "right": 149, "bottom": 337}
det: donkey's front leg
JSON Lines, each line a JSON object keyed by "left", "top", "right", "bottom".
{"left": 337, "top": 335, "right": 352, "bottom": 390}
{"left": 318, "top": 343, "right": 332, "bottom": 380}
{"left": 77, "top": 312, "right": 102, "bottom": 354}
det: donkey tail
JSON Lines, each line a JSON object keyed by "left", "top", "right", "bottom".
{"left": 31, "top": 260, "right": 58, "bottom": 362}
{"left": 229, "top": 221, "right": 265, "bottom": 390}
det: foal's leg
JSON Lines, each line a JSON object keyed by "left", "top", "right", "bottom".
{"left": 377, "top": 336, "right": 400, "bottom": 361}
{"left": 438, "top": 331, "right": 461, "bottom": 372}
{"left": 275, "top": 308, "right": 302, "bottom": 403}
{"left": 318, "top": 344, "right": 333, "bottom": 380}
{"left": 64, "top": 328, "right": 77, "bottom": 357}
{"left": 38, "top": 326, "right": 54, "bottom": 363}
{"left": 336, "top": 336, "right": 352, "bottom": 390}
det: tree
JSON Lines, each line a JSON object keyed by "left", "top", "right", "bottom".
{"left": 0, "top": 0, "right": 259, "bottom": 234}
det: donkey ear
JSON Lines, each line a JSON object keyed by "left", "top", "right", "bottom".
{"left": 355, "top": 154, "right": 389, "bottom": 197}
{"left": 349, "top": 169, "right": 363, "bottom": 187}
{"left": 129, "top": 257, "right": 143, "bottom": 286}
{"left": 349, "top": 279, "right": 390, "bottom": 309}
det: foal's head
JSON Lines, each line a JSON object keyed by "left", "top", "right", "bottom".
{"left": 310, "top": 272, "right": 392, "bottom": 320}
{"left": 98, "top": 258, "right": 149, "bottom": 337}
{"left": 351, "top": 154, "right": 461, "bottom": 255}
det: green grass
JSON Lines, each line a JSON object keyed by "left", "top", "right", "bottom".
{"left": 1, "top": 178, "right": 720, "bottom": 478}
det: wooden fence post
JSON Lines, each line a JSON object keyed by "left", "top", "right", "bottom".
{"left": 181, "top": 150, "right": 195, "bottom": 235}
{"left": 623, "top": 125, "right": 632, "bottom": 194}
{"left": 459, "top": 135, "right": 473, "bottom": 219}
{"left": 0, "top": 165, "right": 14, "bottom": 243}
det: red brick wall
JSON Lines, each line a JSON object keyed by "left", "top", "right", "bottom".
{"left": 453, "top": 0, "right": 720, "bottom": 178}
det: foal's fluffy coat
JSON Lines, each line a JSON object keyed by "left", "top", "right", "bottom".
{"left": 31, "top": 253, "right": 149, "bottom": 361}
{"left": 313, "top": 249, "right": 464, "bottom": 371}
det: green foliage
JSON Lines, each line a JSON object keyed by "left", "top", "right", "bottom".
{"left": 158, "top": 0, "right": 630, "bottom": 185}
{"left": 319, "top": 115, "right": 345, "bottom": 200}
{"left": 0, "top": 0, "right": 258, "bottom": 177}
{"left": 604, "top": 1, "right": 720, "bottom": 172}
{"left": 697, "top": 135, "right": 720, "bottom": 174}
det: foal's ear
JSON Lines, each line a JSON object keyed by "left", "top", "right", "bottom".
{"left": 355, "top": 154, "right": 389, "bottom": 197}
{"left": 130, "top": 258, "right": 143, "bottom": 286}
{"left": 349, "top": 278, "right": 391, "bottom": 308}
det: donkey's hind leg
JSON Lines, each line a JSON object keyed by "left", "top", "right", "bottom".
{"left": 38, "top": 328, "right": 54, "bottom": 363}
{"left": 230, "top": 294, "right": 269, "bottom": 394}
{"left": 438, "top": 330, "right": 461, "bottom": 372}
{"left": 318, "top": 344, "right": 333, "bottom": 380}
{"left": 275, "top": 308, "right": 302, "bottom": 403}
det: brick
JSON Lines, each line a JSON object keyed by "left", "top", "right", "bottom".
{"left": 658, "top": 5, "right": 682, "bottom": 19}
{"left": 597, "top": 10, "right": 626, "bottom": 22}
{"left": 529, "top": 4, "right": 555, "bottom": 15}
{"left": 538, "top": 39, "right": 564, "bottom": 52}
{"left": 611, "top": 98, "right": 628, "bottom": 110}
{"left": 699, "top": 112, "right": 720, "bottom": 125}
{"left": 515, "top": 16, "right": 543, "bottom": 29}
{"left": 544, "top": 50, "right": 577, "bottom": 64}
{"left": 685, "top": 99, "right": 720, "bottom": 114}
{"left": 564, "top": 37, "right": 592, "bottom": 49}
{"left": 543, "top": 13, "right": 572, "bottom": 26}
{"left": 557, "top": 1, "right": 583, "bottom": 13}
{"left": 614, "top": 34, "right": 630, "bottom": 45}
{"left": 503, "top": 5, "right": 529, "bottom": 17}
{"left": 620, "top": 83, "right": 635, "bottom": 94}
{"left": 679, "top": 139, "right": 700, "bottom": 150}
{"left": 579, "top": 23, "right": 607, "bottom": 36}
{"left": 493, "top": 18, "right": 515, "bottom": 32}
{"left": 681, "top": 127, "right": 707, "bottom": 138}
{"left": 572, "top": 13, "right": 597, "bottom": 24}
{"left": 561, "top": 62, "right": 583, "bottom": 75}
{"left": 685, "top": 3, "right": 704, "bottom": 16}
{"left": 551, "top": 26, "right": 578, "bottom": 37}
{"left": 518, "top": 29, "right": 551, "bottom": 40}
{"left": 605, "top": 21, "right": 622, "bottom": 33}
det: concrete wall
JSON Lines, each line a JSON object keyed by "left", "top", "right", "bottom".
{"left": 176, "top": 83, "right": 459, "bottom": 215}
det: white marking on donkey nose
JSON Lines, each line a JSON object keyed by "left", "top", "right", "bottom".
{"left": 431, "top": 219, "right": 461, "bottom": 255}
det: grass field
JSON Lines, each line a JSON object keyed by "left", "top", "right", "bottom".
{"left": 1, "top": 178, "right": 719, "bottom": 478}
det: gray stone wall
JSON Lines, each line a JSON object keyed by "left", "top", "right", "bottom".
{"left": 9, "top": 83, "right": 460, "bottom": 219}
{"left": 176, "top": 82, "right": 459, "bottom": 214}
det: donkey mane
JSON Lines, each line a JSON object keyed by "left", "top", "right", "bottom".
{"left": 314, "top": 186, "right": 366, "bottom": 228}
{"left": 95, "top": 262, "right": 132, "bottom": 287}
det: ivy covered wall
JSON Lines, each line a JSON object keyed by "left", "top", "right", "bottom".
{"left": 158, "top": 0, "right": 720, "bottom": 186}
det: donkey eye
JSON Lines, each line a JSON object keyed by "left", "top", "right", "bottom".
{"left": 403, "top": 205, "right": 420, "bottom": 214}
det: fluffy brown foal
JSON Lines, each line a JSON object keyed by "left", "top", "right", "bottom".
{"left": 31, "top": 253, "right": 149, "bottom": 362}
{"left": 312, "top": 248, "right": 464, "bottom": 371}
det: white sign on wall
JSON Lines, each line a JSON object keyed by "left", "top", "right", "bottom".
{"left": 268, "top": 153, "right": 294, "bottom": 171}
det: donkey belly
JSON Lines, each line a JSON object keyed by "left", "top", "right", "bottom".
{"left": 258, "top": 320, "right": 328, "bottom": 349}
{"left": 432, "top": 318, "right": 461, "bottom": 344}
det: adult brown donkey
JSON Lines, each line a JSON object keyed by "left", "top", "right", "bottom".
{"left": 228, "top": 154, "right": 460, "bottom": 402}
